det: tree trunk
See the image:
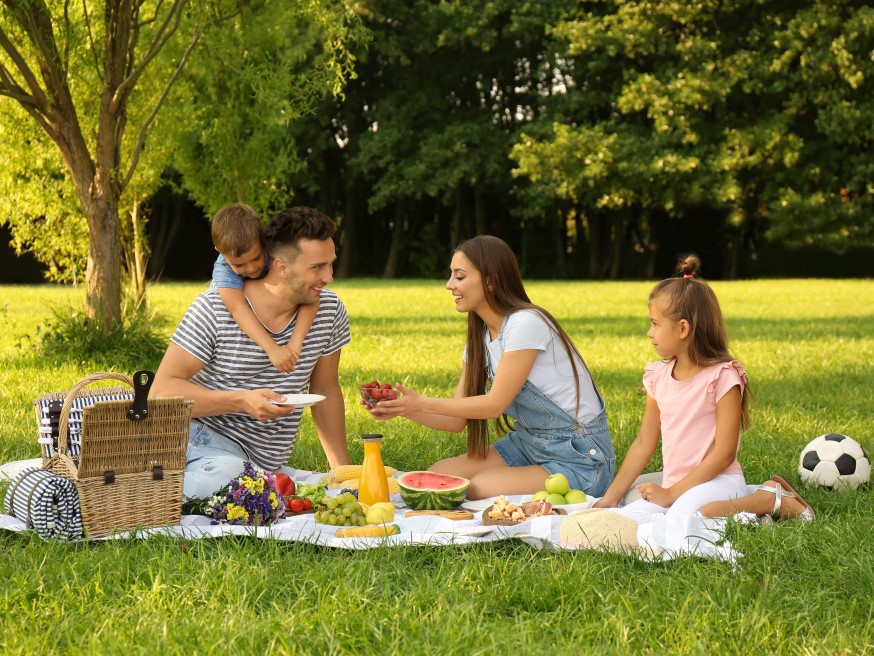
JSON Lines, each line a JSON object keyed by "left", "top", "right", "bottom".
{"left": 450, "top": 186, "right": 463, "bottom": 248}
{"left": 84, "top": 169, "right": 123, "bottom": 328}
{"left": 336, "top": 178, "right": 357, "bottom": 278}
{"left": 382, "top": 201, "right": 405, "bottom": 278}
{"left": 553, "top": 210, "right": 567, "bottom": 277}
{"left": 474, "top": 182, "right": 488, "bottom": 236}
{"left": 608, "top": 213, "right": 624, "bottom": 280}
{"left": 126, "top": 195, "right": 148, "bottom": 303}
{"left": 726, "top": 227, "right": 742, "bottom": 280}
{"left": 587, "top": 212, "right": 604, "bottom": 279}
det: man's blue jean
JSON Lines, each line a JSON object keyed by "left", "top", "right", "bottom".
{"left": 184, "top": 420, "right": 251, "bottom": 499}
{"left": 184, "top": 420, "right": 298, "bottom": 500}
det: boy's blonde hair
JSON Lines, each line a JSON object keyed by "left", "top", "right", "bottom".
{"left": 211, "top": 203, "right": 263, "bottom": 257}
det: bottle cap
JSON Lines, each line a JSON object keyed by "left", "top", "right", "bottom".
{"left": 361, "top": 433, "right": 383, "bottom": 442}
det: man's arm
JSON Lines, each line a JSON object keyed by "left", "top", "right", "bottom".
{"left": 152, "top": 343, "right": 293, "bottom": 421}
{"left": 308, "top": 349, "right": 350, "bottom": 468}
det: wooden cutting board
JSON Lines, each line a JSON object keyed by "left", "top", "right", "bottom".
{"left": 404, "top": 509, "right": 474, "bottom": 520}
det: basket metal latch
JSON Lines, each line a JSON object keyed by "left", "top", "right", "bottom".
{"left": 128, "top": 370, "right": 155, "bottom": 422}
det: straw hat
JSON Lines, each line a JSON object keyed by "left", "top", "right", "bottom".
{"left": 559, "top": 509, "right": 640, "bottom": 553}
{"left": 621, "top": 471, "right": 663, "bottom": 505}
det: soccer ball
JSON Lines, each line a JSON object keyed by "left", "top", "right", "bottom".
{"left": 798, "top": 434, "right": 870, "bottom": 490}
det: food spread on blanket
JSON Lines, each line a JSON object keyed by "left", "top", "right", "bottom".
{"left": 323, "top": 464, "right": 400, "bottom": 493}
{"left": 279, "top": 479, "right": 325, "bottom": 515}
{"left": 404, "top": 509, "right": 474, "bottom": 520}
{"left": 486, "top": 495, "right": 553, "bottom": 523}
{"left": 397, "top": 471, "right": 470, "bottom": 510}
{"left": 314, "top": 491, "right": 368, "bottom": 527}
{"left": 336, "top": 524, "right": 400, "bottom": 538}
{"left": 359, "top": 380, "right": 400, "bottom": 409}
{"left": 531, "top": 472, "right": 588, "bottom": 506}
{"left": 364, "top": 502, "right": 396, "bottom": 524}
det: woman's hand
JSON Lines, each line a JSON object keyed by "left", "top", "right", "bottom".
{"left": 367, "top": 383, "right": 419, "bottom": 420}
{"left": 592, "top": 497, "right": 619, "bottom": 509}
{"left": 637, "top": 483, "right": 672, "bottom": 507}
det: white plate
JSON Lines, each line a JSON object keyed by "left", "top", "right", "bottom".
{"left": 270, "top": 394, "right": 326, "bottom": 407}
{"left": 518, "top": 494, "right": 596, "bottom": 514}
{"left": 460, "top": 498, "right": 495, "bottom": 512}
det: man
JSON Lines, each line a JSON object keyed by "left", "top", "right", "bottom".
{"left": 152, "top": 206, "right": 351, "bottom": 499}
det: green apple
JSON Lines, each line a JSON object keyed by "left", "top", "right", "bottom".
{"left": 546, "top": 493, "right": 567, "bottom": 506}
{"left": 564, "top": 489, "right": 587, "bottom": 504}
{"left": 532, "top": 489, "right": 549, "bottom": 501}
{"left": 544, "top": 472, "right": 570, "bottom": 496}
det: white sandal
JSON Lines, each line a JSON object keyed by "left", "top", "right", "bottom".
{"left": 759, "top": 475, "right": 815, "bottom": 522}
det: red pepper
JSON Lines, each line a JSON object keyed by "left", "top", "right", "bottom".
{"left": 274, "top": 473, "right": 296, "bottom": 509}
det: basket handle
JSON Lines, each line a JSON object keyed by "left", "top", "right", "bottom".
{"left": 128, "top": 369, "right": 155, "bottom": 421}
{"left": 57, "top": 372, "right": 134, "bottom": 454}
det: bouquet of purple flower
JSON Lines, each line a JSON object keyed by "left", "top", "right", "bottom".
{"left": 209, "top": 461, "right": 286, "bottom": 526}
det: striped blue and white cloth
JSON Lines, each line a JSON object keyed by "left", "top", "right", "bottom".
{"left": 36, "top": 391, "right": 134, "bottom": 459}
{"left": 3, "top": 467, "right": 84, "bottom": 541}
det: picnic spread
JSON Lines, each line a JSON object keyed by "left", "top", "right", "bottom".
{"left": 0, "top": 458, "right": 753, "bottom": 562}
{"left": 0, "top": 370, "right": 762, "bottom": 562}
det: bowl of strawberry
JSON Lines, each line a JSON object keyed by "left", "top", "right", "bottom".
{"left": 360, "top": 380, "right": 400, "bottom": 408}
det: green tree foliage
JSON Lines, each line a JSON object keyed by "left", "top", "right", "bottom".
{"left": 511, "top": 0, "right": 874, "bottom": 276}
{"left": 0, "top": 0, "right": 242, "bottom": 327}
{"left": 0, "top": 0, "right": 364, "bottom": 329}
{"left": 291, "top": 0, "right": 581, "bottom": 277}
{"left": 164, "top": 1, "right": 367, "bottom": 219}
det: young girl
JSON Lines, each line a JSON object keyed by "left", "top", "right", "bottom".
{"left": 367, "top": 235, "right": 615, "bottom": 500}
{"left": 594, "top": 256, "right": 756, "bottom": 524}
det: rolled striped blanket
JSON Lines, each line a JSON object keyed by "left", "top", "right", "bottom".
{"left": 3, "top": 467, "right": 83, "bottom": 541}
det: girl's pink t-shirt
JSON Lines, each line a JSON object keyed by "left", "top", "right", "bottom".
{"left": 643, "top": 359, "right": 747, "bottom": 487}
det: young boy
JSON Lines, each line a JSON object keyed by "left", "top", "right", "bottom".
{"left": 210, "top": 203, "right": 318, "bottom": 373}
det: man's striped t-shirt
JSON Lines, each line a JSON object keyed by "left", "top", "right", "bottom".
{"left": 170, "top": 287, "right": 351, "bottom": 470}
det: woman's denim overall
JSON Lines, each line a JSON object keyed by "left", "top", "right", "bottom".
{"left": 487, "top": 320, "right": 616, "bottom": 496}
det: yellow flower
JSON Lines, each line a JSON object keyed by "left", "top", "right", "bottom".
{"left": 242, "top": 476, "right": 265, "bottom": 494}
{"left": 269, "top": 491, "right": 279, "bottom": 509}
{"left": 226, "top": 504, "right": 249, "bottom": 523}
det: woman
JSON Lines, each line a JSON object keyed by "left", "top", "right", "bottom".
{"left": 368, "top": 235, "right": 615, "bottom": 499}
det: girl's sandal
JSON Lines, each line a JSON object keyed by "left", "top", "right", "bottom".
{"left": 759, "top": 474, "right": 815, "bottom": 522}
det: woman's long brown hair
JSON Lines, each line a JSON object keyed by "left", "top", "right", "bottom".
{"left": 457, "top": 236, "right": 588, "bottom": 457}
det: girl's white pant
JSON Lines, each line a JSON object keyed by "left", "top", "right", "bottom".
{"left": 613, "top": 473, "right": 749, "bottom": 525}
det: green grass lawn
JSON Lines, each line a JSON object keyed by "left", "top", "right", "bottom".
{"left": 1, "top": 279, "right": 872, "bottom": 655}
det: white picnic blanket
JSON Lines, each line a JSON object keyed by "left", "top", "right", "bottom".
{"left": 0, "top": 459, "right": 748, "bottom": 561}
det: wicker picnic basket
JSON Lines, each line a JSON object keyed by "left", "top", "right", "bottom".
{"left": 41, "top": 371, "right": 194, "bottom": 539}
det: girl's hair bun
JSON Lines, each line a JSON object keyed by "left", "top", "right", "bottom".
{"left": 678, "top": 254, "right": 701, "bottom": 278}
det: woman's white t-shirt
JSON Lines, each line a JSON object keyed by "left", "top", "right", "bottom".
{"left": 466, "top": 309, "right": 602, "bottom": 425}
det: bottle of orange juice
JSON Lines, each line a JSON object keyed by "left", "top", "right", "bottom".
{"left": 359, "top": 433, "right": 390, "bottom": 506}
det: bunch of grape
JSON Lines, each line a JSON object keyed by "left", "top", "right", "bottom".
{"left": 314, "top": 492, "right": 367, "bottom": 527}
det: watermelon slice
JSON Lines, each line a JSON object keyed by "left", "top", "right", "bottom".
{"left": 397, "top": 471, "right": 470, "bottom": 510}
